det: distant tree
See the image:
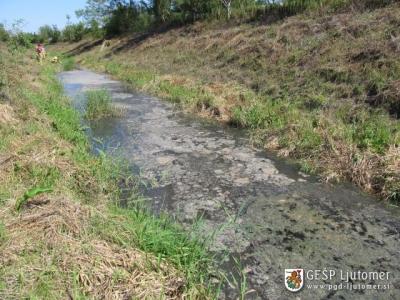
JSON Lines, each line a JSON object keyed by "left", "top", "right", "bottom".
{"left": 62, "top": 22, "right": 86, "bottom": 42}
{"left": 38, "top": 25, "right": 51, "bottom": 42}
{"left": 77, "top": 0, "right": 153, "bottom": 37}
{"left": 51, "top": 25, "right": 61, "bottom": 43}
{"left": 177, "top": 0, "right": 219, "bottom": 21}
{"left": 70, "top": 0, "right": 286, "bottom": 38}
{"left": 0, "top": 23, "right": 9, "bottom": 42}
{"left": 105, "top": 2, "right": 144, "bottom": 36}
{"left": 152, "top": 0, "right": 172, "bottom": 23}
{"left": 38, "top": 25, "right": 61, "bottom": 43}
{"left": 88, "top": 19, "right": 105, "bottom": 38}
{"left": 75, "top": 0, "right": 111, "bottom": 26}
{"left": 7, "top": 20, "right": 33, "bottom": 52}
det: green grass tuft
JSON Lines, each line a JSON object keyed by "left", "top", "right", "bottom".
{"left": 15, "top": 187, "right": 53, "bottom": 212}
{"left": 62, "top": 56, "right": 75, "bottom": 71}
{"left": 90, "top": 205, "right": 214, "bottom": 294}
{"left": 84, "top": 89, "right": 119, "bottom": 120}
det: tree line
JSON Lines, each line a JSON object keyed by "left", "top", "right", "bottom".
{"left": 75, "top": 0, "right": 394, "bottom": 37}
{"left": 0, "top": 0, "right": 394, "bottom": 47}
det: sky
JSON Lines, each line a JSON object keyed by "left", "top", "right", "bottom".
{"left": 0, "top": 0, "right": 87, "bottom": 33}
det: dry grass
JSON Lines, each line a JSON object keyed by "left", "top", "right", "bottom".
{"left": 0, "top": 104, "right": 17, "bottom": 124}
{"left": 0, "top": 196, "right": 184, "bottom": 299}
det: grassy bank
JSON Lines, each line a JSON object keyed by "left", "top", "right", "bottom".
{"left": 55, "top": 2, "right": 400, "bottom": 202}
{"left": 0, "top": 46, "right": 215, "bottom": 298}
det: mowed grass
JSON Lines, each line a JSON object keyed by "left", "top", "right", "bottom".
{"left": 0, "top": 46, "right": 217, "bottom": 298}
{"left": 66, "top": 2, "right": 400, "bottom": 203}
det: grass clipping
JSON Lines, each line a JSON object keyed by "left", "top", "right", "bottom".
{"left": 84, "top": 89, "right": 121, "bottom": 120}
{"left": 1, "top": 196, "right": 185, "bottom": 299}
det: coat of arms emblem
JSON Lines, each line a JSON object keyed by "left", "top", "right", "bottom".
{"left": 285, "top": 269, "right": 304, "bottom": 292}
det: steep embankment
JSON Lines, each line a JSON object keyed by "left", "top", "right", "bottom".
{"left": 56, "top": 2, "right": 400, "bottom": 202}
{"left": 0, "top": 47, "right": 213, "bottom": 298}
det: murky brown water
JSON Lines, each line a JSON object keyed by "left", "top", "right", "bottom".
{"left": 59, "top": 70, "right": 400, "bottom": 300}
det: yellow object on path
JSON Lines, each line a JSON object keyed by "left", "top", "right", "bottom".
{"left": 51, "top": 56, "right": 59, "bottom": 63}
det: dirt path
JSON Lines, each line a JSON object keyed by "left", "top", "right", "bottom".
{"left": 59, "top": 70, "right": 400, "bottom": 300}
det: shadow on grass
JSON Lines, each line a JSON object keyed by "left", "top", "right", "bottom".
{"left": 64, "top": 39, "right": 104, "bottom": 56}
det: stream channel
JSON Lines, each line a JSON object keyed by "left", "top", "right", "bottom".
{"left": 59, "top": 69, "right": 400, "bottom": 300}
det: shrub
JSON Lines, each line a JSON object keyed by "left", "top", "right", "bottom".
{"left": 0, "top": 23, "right": 9, "bottom": 42}
{"left": 105, "top": 3, "right": 152, "bottom": 36}
{"left": 88, "top": 20, "right": 105, "bottom": 39}
{"left": 38, "top": 25, "right": 61, "bottom": 43}
{"left": 8, "top": 33, "right": 33, "bottom": 52}
{"left": 62, "top": 23, "right": 86, "bottom": 42}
